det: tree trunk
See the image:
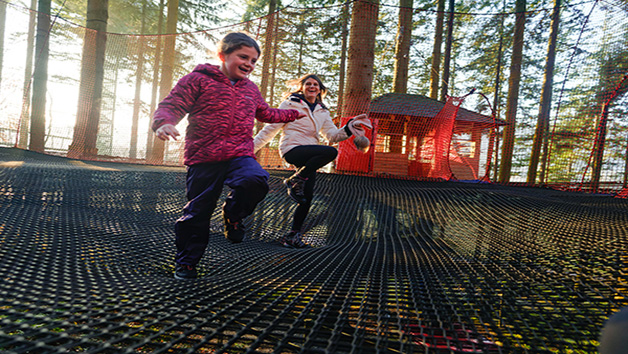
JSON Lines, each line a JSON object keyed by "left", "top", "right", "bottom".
{"left": 29, "top": 0, "right": 51, "bottom": 153}
{"left": 259, "top": 0, "right": 276, "bottom": 101}
{"left": 492, "top": 1, "right": 505, "bottom": 124}
{"left": 591, "top": 72, "right": 628, "bottom": 190}
{"left": 269, "top": 13, "right": 279, "bottom": 106}
{"left": 591, "top": 102, "right": 610, "bottom": 191}
{"left": 257, "top": 0, "right": 277, "bottom": 134}
{"left": 498, "top": 0, "right": 526, "bottom": 183}
{"left": 149, "top": 0, "right": 178, "bottom": 164}
{"left": 624, "top": 133, "right": 628, "bottom": 189}
{"left": 18, "top": 0, "right": 37, "bottom": 148}
{"left": 146, "top": 0, "right": 165, "bottom": 161}
{"left": 491, "top": 1, "right": 506, "bottom": 179}
{"left": 439, "top": 0, "right": 454, "bottom": 101}
{"left": 297, "top": 22, "right": 305, "bottom": 75}
{"left": 0, "top": 1, "right": 6, "bottom": 88}
{"left": 528, "top": 0, "right": 560, "bottom": 184}
{"left": 336, "top": 3, "right": 350, "bottom": 118}
{"left": 429, "top": 0, "right": 445, "bottom": 99}
{"left": 68, "top": 0, "right": 109, "bottom": 158}
{"left": 392, "top": 0, "right": 413, "bottom": 93}
{"left": 342, "top": 0, "right": 379, "bottom": 117}
{"left": 130, "top": 0, "right": 147, "bottom": 160}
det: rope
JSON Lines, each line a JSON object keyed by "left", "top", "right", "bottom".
{"left": 544, "top": 0, "right": 599, "bottom": 186}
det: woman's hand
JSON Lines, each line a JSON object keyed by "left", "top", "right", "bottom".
{"left": 350, "top": 114, "right": 372, "bottom": 131}
{"left": 155, "top": 124, "right": 180, "bottom": 141}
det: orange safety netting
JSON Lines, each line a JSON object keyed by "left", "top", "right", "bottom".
{"left": 0, "top": 0, "right": 627, "bottom": 193}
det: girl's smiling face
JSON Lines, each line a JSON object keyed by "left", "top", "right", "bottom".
{"left": 219, "top": 45, "right": 259, "bottom": 81}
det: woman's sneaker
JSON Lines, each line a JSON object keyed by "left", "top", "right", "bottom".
{"left": 279, "top": 231, "right": 311, "bottom": 249}
{"left": 174, "top": 264, "right": 197, "bottom": 280}
{"left": 284, "top": 174, "right": 307, "bottom": 204}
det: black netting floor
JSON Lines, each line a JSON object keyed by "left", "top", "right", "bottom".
{"left": 1, "top": 147, "right": 626, "bottom": 353}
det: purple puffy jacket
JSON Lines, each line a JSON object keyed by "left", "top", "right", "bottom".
{"left": 152, "top": 64, "right": 300, "bottom": 166}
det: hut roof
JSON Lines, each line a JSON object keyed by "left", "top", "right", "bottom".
{"left": 369, "top": 93, "right": 507, "bottom": 126}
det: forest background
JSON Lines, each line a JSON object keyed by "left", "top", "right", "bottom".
{"left": 0, "top": 0, "right": 626, "bottom": 187}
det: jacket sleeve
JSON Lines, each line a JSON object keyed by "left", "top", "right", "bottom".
{"left": 319, "top": 111, "right": 350, "bottom": 144}
{"left": 254, "top": 90, "right": 300, "bottom": 123}
{"left": 151, "top": 73, "right": 202, "bottom": 131}
{"left": 253, "top": 122, "right": 284, "bottom": 153}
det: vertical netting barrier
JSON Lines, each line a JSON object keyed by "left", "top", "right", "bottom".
{"left": 0, "top": 1, "right": 626, "bottom": 184}
{"left": 428, "top": 96, "right": 461, "bottom": 180}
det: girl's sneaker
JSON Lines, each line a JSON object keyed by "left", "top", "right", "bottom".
{"left": 224, "top": 214, "right": 246, "bottom": 243}
{"left": 174, "top": 264, "right": 197, "bottom": 280}
{"left": 280, "top": 231, "right": 311, "bottom": 249}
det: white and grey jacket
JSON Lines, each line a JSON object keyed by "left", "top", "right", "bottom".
{"left": 253, "top": 95, "right": 351, "bottom": 157}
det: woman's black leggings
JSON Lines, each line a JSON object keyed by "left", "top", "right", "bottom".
{"left": 283, "top": 145, "right": 338, "bottom": 231}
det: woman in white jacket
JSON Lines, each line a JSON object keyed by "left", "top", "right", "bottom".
{"left": 254, "top": 74, "right": 370, "bottom": 248}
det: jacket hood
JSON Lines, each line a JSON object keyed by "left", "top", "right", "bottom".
{"left": 289, "top": 93, "right": 328, "bottom": 110}
{"left": 192, "top": 64, "right": 229, "bottom": 82}
{"left": 192, "top": 63, "right": 255, "bottom": 86}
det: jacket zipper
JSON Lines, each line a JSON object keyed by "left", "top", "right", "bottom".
{"left": 226, "top": 83, "right": 236, "bottom": 155}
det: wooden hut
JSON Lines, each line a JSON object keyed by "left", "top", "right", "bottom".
{"left": 336, "top": 93, "right": 507, "bottom": 180}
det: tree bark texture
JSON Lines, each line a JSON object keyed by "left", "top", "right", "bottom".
{"left": 439, "top": 0, "right": 454, "bottom": 101}
{"left": 145, "top": 0, "right": 165, "bottom": 161}
{"left": 498, "top": 0, "right": 526, "bottom": 183}
{"left": 392, "top": 0, "right": 413, "bottom": 94}
{"left": 68, "top": 0, "right": 109, "bottom": 158}
{"left": 18, "top": 0, "right": 37, "bottom": 148}
{"left": 528, "top": 0, "right": 560, "bottom": 184}
{"left": 0, "top": 1, "right": 6, "bottom": 88}
{"left": 130, "top": 0, "right": 147, "bottom": 160}
{"left": 429, "top": 0, "right": 445, "bottom": 99}
{"left": 259, "top": 0, "right": 276, "bottom": 101}
{"left": 149, "top": 0, "right": 178, "bottom": 164}
{"left": 336, "top": 3, "right": 350, "bottom": 118}
{"left": 29, "top": 0, "right": 51, "bottom": 153}
{"left": 342, "top": 0, "right": 379, "bottom": 117}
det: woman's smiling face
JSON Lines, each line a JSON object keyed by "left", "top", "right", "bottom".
{"left": 302, "top": 78, "right": 321, "bottom": 103}
{"left": 219, "top": 45, "right": 259, "bottom": 81}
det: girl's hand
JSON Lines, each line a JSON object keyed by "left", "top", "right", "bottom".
{"left": 155, "top": 124, "right": 180, "bottom": 141}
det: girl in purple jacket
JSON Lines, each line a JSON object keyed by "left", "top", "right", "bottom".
{"left": 153, "top": 32, "right": 304, "bottom": 280}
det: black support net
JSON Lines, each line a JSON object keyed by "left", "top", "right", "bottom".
{"left": 1, "top": 147, "right": 626, "bottom": 353}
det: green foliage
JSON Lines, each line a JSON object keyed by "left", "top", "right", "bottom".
{"left": 241, "top": 0, "right": 274, "bottom": 22}
{"left": 9, "top": 0, "right": 627, "bottom": 183}
{"left": 177, "top": 0, "right": 228, "bottom": 32}
{"left": 253, "top": 4, "right": 350, "bottom": 112}
{"left": 51, "top": 0, "right": 228, "bottom": 34}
